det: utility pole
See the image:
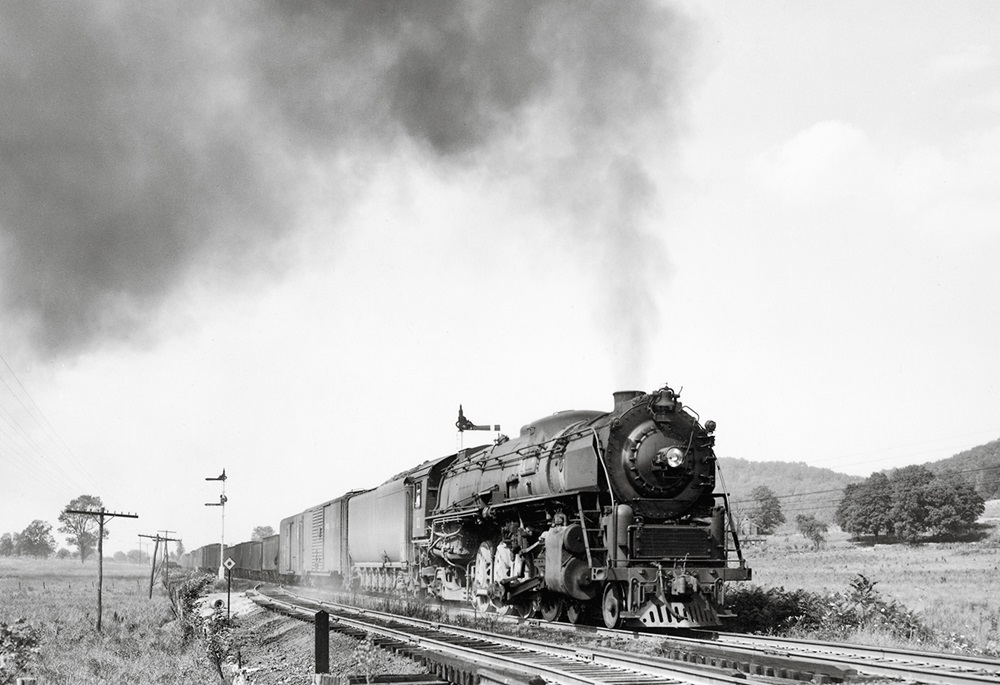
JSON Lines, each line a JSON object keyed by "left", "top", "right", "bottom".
{"left": 139, "top": 532, "right": 181, "bottom": 598}
{"left": 63, "top": 507, "right": 138, "bottom": 632}
{"left": 159, "top": 529, "right": 177, "bottom": 587}
{"left": 205, "top": 469, "right": 227, "bottom": 579}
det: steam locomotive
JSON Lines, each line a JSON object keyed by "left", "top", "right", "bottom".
{"left": 184, "top": 385, "right": 751, "bottom": 629}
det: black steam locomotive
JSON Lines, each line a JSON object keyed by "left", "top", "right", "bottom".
{"left": 185, "top": 385, "right": 750, "bottom": 629}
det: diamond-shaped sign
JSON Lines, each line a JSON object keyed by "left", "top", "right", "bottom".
{"left": 223, "top": 557, "right": 236, "bottom": 570}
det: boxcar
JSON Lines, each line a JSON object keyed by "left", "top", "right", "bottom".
{"left": 262, "top": 534, "right": 279, "bottom": 580}
{"left": 202, "top": 543, "right": 222, "bottom": 573}
{"left": 300, "top": 494, "right": 354, "bottom": 585}
{"left": 225, "top": 541, "right": 261, "bottom": 578}
{"left": 279, "top": 511, "right": 305, "bottom": 579}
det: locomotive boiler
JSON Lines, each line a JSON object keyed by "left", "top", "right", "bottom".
{"left": 422, "top": 385, "right": 750, "bottom": 628}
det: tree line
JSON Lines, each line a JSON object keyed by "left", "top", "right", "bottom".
{"left": 744, "top": 465, "right": 984, "bottom": 545}
{"left": 0, "top": 493, "right": 181, "bottom": 562}
{"left": 836, "top": 465, "right": 984, "bottom": 542}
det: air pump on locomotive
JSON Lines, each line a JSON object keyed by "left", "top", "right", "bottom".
{"left": 421, "top": 385, "right": 750, "bottom": 628}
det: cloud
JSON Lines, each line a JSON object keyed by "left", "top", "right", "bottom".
{"left": 927, "top": 45, "right": 997, "bottom": 78}
{"left": 751, "top": 120, "right": 877, "bottom": 207}
{"left": 751, "top": 119, "right": 1000, "bottom": 240}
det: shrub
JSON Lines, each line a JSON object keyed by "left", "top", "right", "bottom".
{"left": 0, "top": 619, "right": 41, "bottom": 684}
{"left": 825, "top": 574, "right": 933, "bottom": 642}
{"left": 723, "top": 585, "right": 826, "bottom": 634}
{"left": 724, "top": 574, "right": 933, "bottom": 643}
{"left": 202, "top": 604, "right": 240, "bottom": 684}
{"left": 167, "top": 573, "right": 216, "bottom": 641}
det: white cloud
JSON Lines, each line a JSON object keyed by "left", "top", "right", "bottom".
{"left": 928, "top": 45, "right": 997, "bottom": 78}
{"left": 751, "top": 120, "right": 1000, "bottom": 237}
{"left": 751, "top": 120, "right": 878, "bottom": 208}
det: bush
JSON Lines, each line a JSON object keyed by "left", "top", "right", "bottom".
{"left": 0, "top": 618, "right": 41, "bottom": 684}
{"left": 827, "top": 574, "right": 933, "bottom": 642}
{"left": 724, "top": 574, "right": 933, "bottom": 643}
{"left": 167, "top": 573, "right": 216, "bottom": 641}
{"left": 723, "top": 585, "right": 826, "bottom": 634}
{"left": 163, "top": 571, "right": 245, "bottom": 683}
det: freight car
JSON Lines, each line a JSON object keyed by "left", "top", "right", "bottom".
{"left": 279, "top": 493, "right": 353, "bottom": 585}
{"left": 187, "top": 385, "right": 750, "bottom": 629}
{"left": 182, "top": 535, "right": 278, "bottom": 582}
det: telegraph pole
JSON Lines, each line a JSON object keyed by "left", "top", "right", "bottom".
{"left": 63, "top": 507, "right": 138, "bottom": 632}
{"left": 159, "top": 529, "right": 177, "bottom": 587}
{"left": 139, "top": 532, "right": 181, "bottom": 598}
{"left": 205, "top": 469, "right": 227, "bottom": 579}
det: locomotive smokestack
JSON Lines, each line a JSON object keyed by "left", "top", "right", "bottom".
{"left": 613, "top": 390, "right": 643, "bottom": 413}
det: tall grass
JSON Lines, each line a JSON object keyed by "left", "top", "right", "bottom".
{"left": 736, "top": 524, "right": 1000, "bottom": 655}
{"left": 0, "top": 558, "right": 215, "bottom": 684}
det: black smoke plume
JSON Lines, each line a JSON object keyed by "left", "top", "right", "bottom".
{"left": 0, "top": 1, "right": 693, "bottom": 365}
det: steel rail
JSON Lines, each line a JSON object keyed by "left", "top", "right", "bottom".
{"left": 256, "top": 590, "right": 658, "bottom": 684}
{"left": 271, "top": 585, "right": 852, "bottom": 682}
{"left": 705, "top": 632, "right": 1000, "bottom": 685}
{"left": 256, "top": 586, "right": 760, "bottom": 685}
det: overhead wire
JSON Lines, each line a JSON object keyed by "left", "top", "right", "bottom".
{"left": 0, "top": 349, "right": 104, "bottom": 503}
{"left": 0, "top": 399, "right": 84, "bottom": 496}
{"left": 0, "top": 350, "right": 104, "bottom": 493}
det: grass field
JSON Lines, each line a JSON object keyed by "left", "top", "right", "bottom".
{"left": 741, "top": 516, "right": 1000, "bottom": 655}
{"left": 4, "top": 515, "right": 999, "bottom": 682}
{"left": 0, "top": 558, "right": 209, "bottom": 684}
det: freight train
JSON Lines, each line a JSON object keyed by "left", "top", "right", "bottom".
{"left": 183, "top": 385, "right": 751, "bottom": 629}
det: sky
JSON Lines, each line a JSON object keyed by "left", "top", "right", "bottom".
{"left": 1, "top": 2, "right": 998, "bottom": 556}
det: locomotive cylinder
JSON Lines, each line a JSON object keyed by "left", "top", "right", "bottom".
{"left": 544, "top": 524, "right": 596, "bottom": 600}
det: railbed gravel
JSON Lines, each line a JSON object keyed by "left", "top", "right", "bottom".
{"left": 207, "top": 593, "right": 426, "bottom": 685}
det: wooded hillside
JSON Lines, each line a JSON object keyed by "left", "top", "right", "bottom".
{"left": 918, "top": 438, "right": 1000, "bottom": 500}
{"left": 717, "top": 458, "right": 861, "bottom": 524}
{"left": 716, "top": 437, "right": 1000, "bottom": 525}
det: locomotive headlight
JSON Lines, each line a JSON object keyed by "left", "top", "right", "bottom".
{"left": 662, "top": 446, "right": 685, "bottom": 468}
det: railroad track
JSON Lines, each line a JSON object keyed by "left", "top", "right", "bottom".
{"left": 249, "top": 585, "right": 769, "bottom": 685}
{"left": 697, "top": 632, "right": 1000, "bottom": 685}
{"left": 250, "top": 584, "right": 1000, "bottom": 685}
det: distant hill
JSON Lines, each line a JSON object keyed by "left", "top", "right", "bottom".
{"left": 716, "top": 458, "right": 862, "bottom": 524}
{"left": 716, "top": 438, "right": 1000, "bottom": 526}
{"left": 915, "top": 438, "right": 1000, "bottom": 500}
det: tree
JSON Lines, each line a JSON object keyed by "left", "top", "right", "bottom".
{"left": 0, "top": 532, "right": 14, "bottom": 557}
{"left": 57, "top": 548, "right": 72, "bottom": 560}
{"left": 836, "top": 472, "right": 892, "bottom": 539}
{"left": 889, "top": 466, "right": 935, "bottom": 543}
{"left": 748, "top": 485, "right": 785, "bottom": 534}
{"left": 251, "top": 525, "right": 275, "bottom": 541}
{"left": 15, "top": 520, "right": 56, "bottom": 558}
{"left": 58, "top": 495, "right": 108, "bottom": 563}
{"left": 795, "top": 514, "right": 828, "bottom": 549}
{"left": 923, "top": 472, "right": 984, "bottom": 536}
